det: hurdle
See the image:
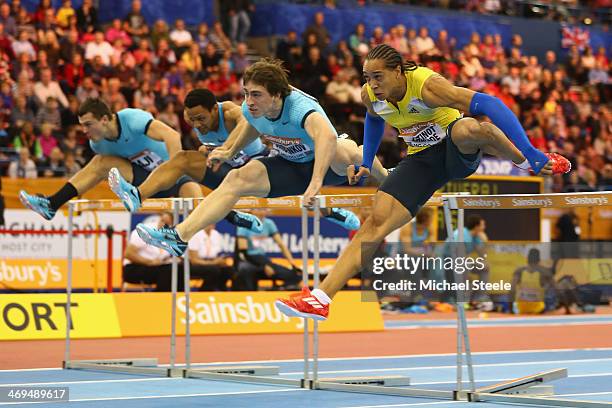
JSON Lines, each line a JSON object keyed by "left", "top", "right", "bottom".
{"left": 443, "top": 191, "right": 612, "bottom": 408}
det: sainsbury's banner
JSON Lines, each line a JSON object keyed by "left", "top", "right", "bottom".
{"left": 0, "top": 294, "right": 121, "bottom": 340}
{"left": 0, "top": 259, "right": 123, "bottom": 290}
{"left": 115, "top": 291, "right": 383, "bottom": 335}
{"left": 1, "top": 292, "right": 382, "bottom": 340}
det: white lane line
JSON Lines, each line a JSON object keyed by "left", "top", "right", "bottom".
{"left": 0, "top": 388, "right": 307, "bottom": 405}
{"left": 340, "top": 402, "right": 462, "bottom": 408}
{"left": 280, "top": 357, "right": 612, "bottom": 375}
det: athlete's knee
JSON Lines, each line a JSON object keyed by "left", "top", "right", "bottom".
{"left": 361, "top": 211, "right": 394, "bottom": 241}
{"left": 172, "top": 150, "right": 194, "bottom": 170}
{"left": 90, "top": 154, "right": 121, "bottom": 171}
{"left": 224, "top": 164, "right": 263, "bottom": 190}
{"left": 451, "top": 118, "right": 492, "bottom": 144}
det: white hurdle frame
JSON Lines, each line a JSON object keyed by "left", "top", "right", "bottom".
{"left": 443, "top": 190, "right": 612, "bottom": 408}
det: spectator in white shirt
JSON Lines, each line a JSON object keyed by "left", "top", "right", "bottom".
{"left": 11, "top": 31, "right": 36, "bottom": 59}
{"left": 34, "top": 68, "right": 69, "bottom": 108}
{"left": 414, "top": 27, "right": 436, "bottom": 56}
{"left": 123, "top": 212, "right": 182, "bottom": 291}
{"left": 85, "top": 31, "right": 115, "bottom": 66}
{"left": 169, "top": 18, "right": 192, "bottom": 56}
{"left": 8, "top": 147, "right": 38, "bottom": 179}
{"left": 188, "top": 224, "right": 233, "bottom": 291}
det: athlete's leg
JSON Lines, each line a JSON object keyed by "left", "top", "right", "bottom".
{"left": 330, "top": 137, "right": 388, "bottom": 183}
{"left": 178, "top": 180, "right": 203, "bottom": 199}
{"left": 139, "top": 151, "right": 208, "bottom": 200}
{"left": 175, "top": 160, "right": 271, "bottom": 241}
{"left": 450, "top": 118, "right": 554, "bottom": 174}
{"left": 319, "top": 191, "right": 413, "bottom": 297}
{"left": 20, "top": 154, "right": 133, "bottom": 219}
{"left": 70, "top": 154, "right": 134, "bottom": 194}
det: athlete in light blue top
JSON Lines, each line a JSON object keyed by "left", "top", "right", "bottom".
{"left": 106, "top": 89, "right": 267, "bottom": 232}
{"left": 19, "top": 98, "right": 201, "bottom": 221}
{"left": 241, "top": 87, "right": 337, "bottom": 163}
{"left": 134, "top": 58, "right": 389, "bottom": 257}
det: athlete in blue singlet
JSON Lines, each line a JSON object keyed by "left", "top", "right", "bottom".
{"left": 19, "top": 98, "right": 202, "bottom": 221}
{"left": 108, "top": 90, "right": 264, "bottom": 207}
{"left": 134, "top": 58, "right": 389, "bottom": 257}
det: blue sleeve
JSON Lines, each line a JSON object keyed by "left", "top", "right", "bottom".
{"left": 237, "top": 227, "right": 249, "bottom": 237}
{"left": 362, "top": 112, "right": 385, "bottom": 169}
{"left": 266, "top": 219, "right": 279, "bottom": 236}
{"left": 123, "top": 109, "right": 154, "bottom": 136}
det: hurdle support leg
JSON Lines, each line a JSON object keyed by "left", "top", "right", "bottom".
{"left": 63, "top": 358, "right": 182, "bottom": 377}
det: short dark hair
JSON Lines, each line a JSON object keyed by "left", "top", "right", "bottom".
{"left": 184, "top": 88, "right": 217, "bottom": 111}
{"left": 466, "top": 214, "right": 484, "bottom": 230}
{"left": 527, "top": 248, "right": 540, "bottom": 265}
{"left": 78, "top": 98, "right": 112, "bottom": 120}
{"left": 243, "top": 58, "right": 291, "bottom": 98}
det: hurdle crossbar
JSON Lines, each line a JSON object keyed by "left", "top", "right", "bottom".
{"left": 443, "top": 191, "right": 612, "bottom": 408}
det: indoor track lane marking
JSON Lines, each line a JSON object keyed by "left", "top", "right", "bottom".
{"left": 0, "top": 377, "right": 182, "bottom": 387}
{"left": 281, "top": 357, "right": 612, "bottom": 375}
{"left": 340, "top": 401, "right": 462, "bottom": 408}
{"left": 0, "top": 388, "right": 308, "bottom": 405}
{"left": 158, "top": 347, "right": 612, "bottom": 366}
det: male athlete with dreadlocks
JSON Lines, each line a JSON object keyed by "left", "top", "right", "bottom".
{"left": 276, "top": 44, "right": 571, "bottom": 320}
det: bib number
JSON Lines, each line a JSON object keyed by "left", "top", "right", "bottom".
{"left": 130, "top": 150, "right": 164, "bottom": 171}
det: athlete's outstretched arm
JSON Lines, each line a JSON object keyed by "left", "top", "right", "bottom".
{"left": 420, "top": 75, "right": 549, "bottom": 173}
{"left": 219, "top": 101, "right": 249, "bottom": 153}
{"left": 208, "top": 122, "right": 260, "bottom": 170}
{"left": 146, "top": 119, "right": 182, "bottom": 157}
{"left": 302, "top": 112, "right": 337, "bottom": 206}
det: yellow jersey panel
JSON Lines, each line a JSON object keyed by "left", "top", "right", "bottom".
{"left": 366, "top": 67, "right": 461, "bottom": 154}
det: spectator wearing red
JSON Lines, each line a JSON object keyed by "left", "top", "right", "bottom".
{"left": 59, "top": 52, "right": 84, "bottom": 92}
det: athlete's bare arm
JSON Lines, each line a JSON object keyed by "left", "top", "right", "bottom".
{"left": 146, "top": 119, "right": 183, "bottom": 157}
{"left": 302, "top": 112, "right": 337, "bottom": 206}
{"left": 219, "top": 101, "right": 250, "bottom": 153}
{"left": 420, "top": 75, "right": 475, "bottom": 112}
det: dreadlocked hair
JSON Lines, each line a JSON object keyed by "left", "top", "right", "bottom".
{"left": 366, "top": 44, "right": 417, "bottom": 72}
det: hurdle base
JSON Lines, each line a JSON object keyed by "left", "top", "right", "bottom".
{"left": 64, "top": 359, "right": 170, "bottom": 376}
{"left": 470, "top": 393, "right": 612, "bottom": 407}
{"left": 184, "top": 369, "right": 301, "bottom": 386}
{"left": 476, "top": 368, "right": 567, "bottom": 395}
{"left": 188, "top": 365, "right": 279, "bottom": 376}
{"left": 467, "top": 368, "right": 612, "bottom": 407}
{"left": 313, "top": 380, "right": 455, "bottom": 400}
{"left": 506, "top": 385, "right": 554, "bottom": 396}
{"left": 317, "top": 375, "right": 410, "bottom": 387}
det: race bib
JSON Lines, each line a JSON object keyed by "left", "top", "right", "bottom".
{"left": 129, "top": 150, "right": 164, "bottom": 171}
{"left": 398, "top": 122, "right": 445, "bottom": 148}
{"left": 265, "top": 136, "right": 312, "bottom": 161}
{"left": 228, "top": 151, "right": 249, "bottom": 167}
